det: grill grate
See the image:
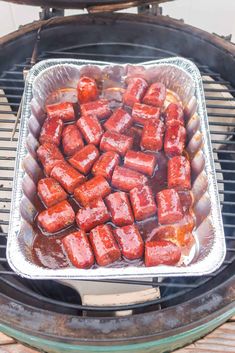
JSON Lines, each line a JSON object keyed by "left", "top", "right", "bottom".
{"left": 0, "top": 43, "right": 235, "bottom": 312}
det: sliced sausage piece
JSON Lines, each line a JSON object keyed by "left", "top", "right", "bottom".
{"left": 104, "top": 108, "right": 133, "bottom": 133}
{"left": 105, "top": 192, "right": 134, "bottom": 226}
{"left": 124, "top": 150, "right": 156, "bottom": 176}
{"left": 141, "top": 119, "right": 164, "bottom": 152}
{"left": 145, "top": 240, "right": 181, "bottom": 266}
{"left": 69, "top": 144, "right": 99, "bottom": 175}
{"left": 76, "top": 198, "right": 110, "bottom": 232}
{"left": 46, "top": 102, "right": 75, "bottom": 122}
{"left": 38, "top": 177, "right": 67, "bottom": 208}
{"left": 80, "top": 99, "right": 111, "bottom": 120}
{"left": 77, "top": 114, "right": 103, "bottom": 146}
{"left": 77, "top": 76, "right": 98, "bottom": 104}
{"left": 37, "top": 143, "right": 64, "bottom": 176}
{"left": 39, "top": 117, "right": 63, "bottom": 146}
{"left": 74, "top": 175, "right": 111, "bottom": 206}
{"left": 123, "top": 77, "right": 148, "bottom": 107}
{"left": 89, "top": 224, "right": 121, "bottom": 266}
{"left": 62, "top": 124, "right": 84, "bottom": 156}
{"left": 124, "top": 126, "right": 143, "bottom": 150}
{"left": 92, "top": 151, "right": 120, "bottom": 180}
{"left": 111, "top": 166, "right": 148, "bottom": 192}
{"left": 143, "top": 82, "right": 166, "bottom": 107}
{"left": 62, "top": 230, "right": 94, "bottom": 268}
{"left": 114, "top": 225, "right": 144, "bottom": 260}
{"left": 157, "top": 188, "right": 183, "bottom": 224}
{"left": 37, "top": 200, "right": 75, "bottom": 233}
{"left": 132, "top": 103, "right": 160, "bottom": 125}
{"left": 165, "top": 102, "right": 184, "bottom": 127}
{"left": 100, "top": 131, "right": 133, "bottom": 157}
{"left": 130, "top": 185, "right": 157, "bottom": 221}
{"left": 168, "top": 156, "right": 191, "bottom": 190}
{"left": 164, "top": 123, "right": 186, "bottom": 157}
{"left": 51, "top": 161, "right": 86, "bottom": 194}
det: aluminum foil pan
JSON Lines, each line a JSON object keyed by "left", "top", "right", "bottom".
{"left": 7, "top": 57, "right": 226, "bottom": 279}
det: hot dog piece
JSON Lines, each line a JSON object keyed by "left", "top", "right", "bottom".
{"left": 132, "top": 103, "right": 160, "bottom": 125}
{"left": 100, "top": 131, "right": 133, "bottom": 157}
{"left": 69, "top": 144, "right": 99, "bottom": 175}
{"left": 77, "top": 114, "right": 103, "bottom": 146}
{"left": 143, "top": 82, "right": 166, "bottom": 107}
{"left": 51, "top": 161, "right": 86, "bottom": 194}
{"left": 114, "top": 225, "right": 144, "bottom": 260}
{"left": 92, "top": 151, "right": 120, "bottom": 180}
{"left": 104, "top": 108, "right": 133, "bottom": 133}
{"left": 62, "top": 124, "right": 84, "bottom": 156}
{"left": 111, "top": 166, "right": 148, "bottom": 192}
{"left": 77, "top": 76, "right": 98, "bottom": 104}
{"left": 37, "top": 143, "right": 64, "bottom": 176}
{"left": 168, "top": 156, "right": 191, "bottom": 190}
{"left": 89, "top": 224, "right": 121, "bottom": 266}
{"left": 157, "top": 188, "right": 183, "bottom": 224}
{"left": 141, "top": 119, "right": 164, "bottom": 151}
{"left": 39, "top": 117, "right": 63, "bottom": 146}
{"left": 145, "top": 240, "right": 181, "bottom": 267}
{"left": 74, "top": 175, "right": 111, "bottom": 206}
{"left": 46, "top": 102, "right": 75, "bottom": 122}
{"left": 76, "top": 198, "right": 110, "bottom": 232}
{"left": 130, "top": 185, "right": 157, "bottom": 221}
{"left": 38, "top": 177, "right": 67, "bottom": 208}
{"left": 124, "top": 150, "right": 156, "bottom": 176}
{"left": 37, "top": 200, "right": 75, "bottom": 233}
{"left": 123, "top": 77, "right": 148, "bottom": 107}
{"left": 80, "top": 99, "right": 111, "bottom": 120}
{"left": 105, "top": 192, "right": 134, "bottom": 226}
{"left": 164, "top": 123, "right": 186, "bottom": 157}
{"left": 62, "top": 230, "right": 94, "bottom": 269}
{"left": 165, "top": 103, "right": 184, "bottom": 127}
{"left": 124, "top": 126, "right": 143, "bottom": 150}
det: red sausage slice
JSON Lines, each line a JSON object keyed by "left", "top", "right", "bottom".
{"left": 164, "top": 123, "right": 186, "bottom": 157}
{"left": 165, "top": 103, "right": 184, "bottom": 127}
{"left": 89, "top": 224, "right": 121, "bottom": 266}
{"left": 145, "top": 240, "right": 181, "bottom": 267}
{"left": 143, "top": 82, "right": 166, "bottom": 107}
{"left": 74, "top": 175, "right": 111, "bottom": 206}
{"left": 132, "top": 103, "right": 160, "bottom": 125}
{"left": 114, "top": 225, "right": 144, "bottom": 260}
{"left": 100, "top": 131, "right": 133, "bottom": 157}
{"left": 38, "top": 177, "right": 67, "bottom": 208}
{"left": 46, "top": 102, "right": 75, "bottom": 122}
{"left": 92, "top": 151, "right": 120, "bottom": 180}
{"left": 168, "top": 156, "right": 191, "bottom": 190}
{"left": 105, "top": 192, "right": 134, "bottom": 226}
{"left": 69, "top": 144, "right": 99, "bottom": 175}
{"left": 130, "top": 185, "right": 157, "bottom": 221}
{"left": 37, "top": 200, "right": 75, "bottom": 233}
{"left": 141, "top": 119, "right": 164, "bottom": 152}
{"left": 157, "top": 188, "right": 183, "bottom": 224}
{"left": 77, "top": 114, "right": 103, "bottom": 146}
{"left": 124, "top": 150, "right": 156, "bottom": 176}
{"left": 104, "top": 108, "right": 133, "bottom": 133}
{"left": 76, "top": 198, "right": 110, "bottom": 232}
{"left": 37, "top": 143, "right": 64, "bottom": 176}
{"left": 80, "top": 99, "right": 111, "bottom": 120}
{"left": 123, "top": 77, "right": 148, "bottom": 107}
{"left": 111, "top": 166, "right": 148, "bottom": 192}
{"left": 39, "top": 117, "right": 63, "bottom": 146}
{"left": 62, "top": 124, "right": 84, "bottom": 156}
{"left": 77, "top": 76, "right": 98, "bottom": 104}
{"left": 62, "top": 230, "right": 94, "bottom": 269}
{"left": 51, "top": 161, "right": 86, "bottom": 194}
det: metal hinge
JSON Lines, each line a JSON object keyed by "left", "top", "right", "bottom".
{"left": 39, "top": 7, "right": 64, "bottom": 20}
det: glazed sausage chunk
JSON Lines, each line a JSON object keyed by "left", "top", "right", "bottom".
{"left": 104, "top": 108, "right": 133, "bottom": 133}
{"left": 123, "top": 77, "right": 148, "bottom": 107}
{"left": 38, "top": 177, "right": 67, "bottom": 208}
{"left": 114, "top": 225, "right": 144, "bottom": 260}
{"left": 143, "top": 82, "right": 166, "bottom": 107}
{"left": 168, "top": 156, "right": 191, "bottom": 190}
{"left": 77, "top": 76, "right": 98, "bottom": 104}
{"left": 77, "top": 114, "right": 103, "bottom": 146}
{"left": 51, "top": 161, "right": 86, "bottom": 194}
{"left": 165, "top": 103, "right": 184, "bottom": 127}
{"left": 105, "top": 192, "right": 134, "bottom": 226}
{"left": 62, "top": 124, "right": 84, "bottom": 156}
{"left": 62, "top": 230, "right": 94, "bottom": 269}
{"left": 76, "top": 198, "right": 110, "bottom": 232}
{"left": 124, "top": 150, "right": 156, "bottom": 177}
{"left": 130, "top": 185, "right": 157, "bottom": 221}
{"left": 164, "top": 123, "right": 186, "bottom": 157}
{"left": 145, "top": 240, "right": 181, "bottom": 267}
{"left": 69, "top": 144, "right": 99, "bottom": 175}
{"left": 141, "top": 119, "right": 164, "bottom": 152}
{"left": 100, "top": 131, "right": 133, "bottom": 157}
{"left": 80, "top": 99, "right": 112, "bottom": 120}
{"left": 39, "top": 117, "right": 63, "bottom": 146}
{"left": 92, "top": 151, "right": 120, "bottom": 180}
{"left": 46, "top": 102, "right": 75, "bottom": 122}
{"left": 132, "top": 103, "right": 160, "bottom": 125}
{"left": 74, "top": 175, "right": 111, "bottom": 206}
{"left": 37, "top": 142, "right": 64, "bottom": 176}
{"left": 38, "top": 200, "right": 75, "bottom": 233}
{"left": 157, "top": 188, "right": 183, "bottom": 224}
{"left": 111, "top": 166, "right": 148, "bottom": 192}
{"left": 89, "top": 224, "right": 121, "bottom": 266}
